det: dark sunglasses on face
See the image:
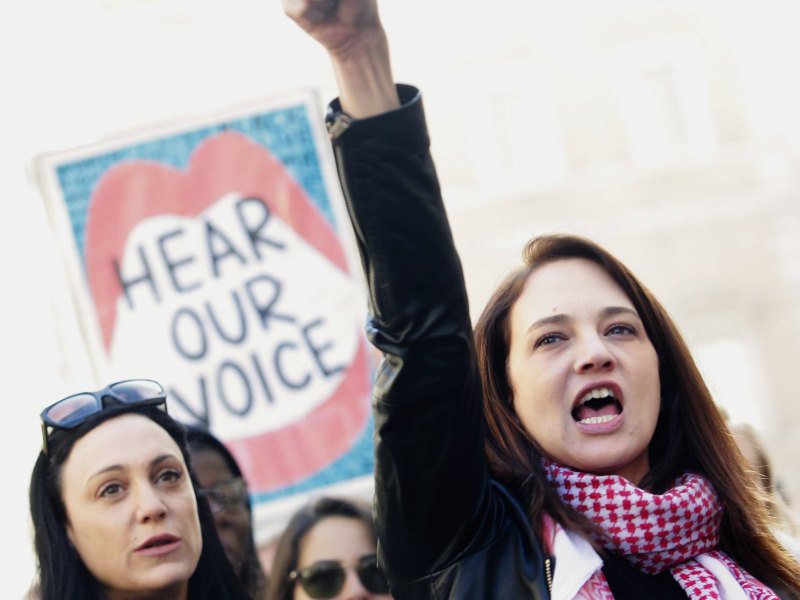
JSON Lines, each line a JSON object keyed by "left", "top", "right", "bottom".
{"left": 289, "top": 553, "right": 389, "bottom": 599}
{"left": 40, "top": 379, "right": 167, "bottom": 455}
{"left": 197, "top": 477, "right": 249, "bottom": 514}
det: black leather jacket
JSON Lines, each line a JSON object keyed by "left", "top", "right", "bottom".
{"left": 327, "top": 85, "right": 551, "bottom": 600}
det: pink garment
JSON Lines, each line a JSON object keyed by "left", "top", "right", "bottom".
{"left": 542, "top": 461, "right": 778, "bottom": 599}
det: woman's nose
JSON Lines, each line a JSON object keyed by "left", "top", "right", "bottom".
{"left": 338, "top": 568, "right": 370, "bottom": 599}
{"left": 574, "top": 333, "right": 616, "bottom": 374}
{"left": 134, "top": 484, "right": 168, "bottom": 523}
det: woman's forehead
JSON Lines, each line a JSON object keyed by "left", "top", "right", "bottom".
{"left": 517, "top": 258, "right": 633, "bottom": 316}
{"left": 299, "top": 516, "right": 374, "bottom": 564}
{"left": 63, "top": 414, "right": 183, "bottom": 483}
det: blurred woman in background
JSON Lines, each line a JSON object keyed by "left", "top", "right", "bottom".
{"left": 730, "top": 422, "right": 800, "bottom": 559}
{"left": 266, "top": 496, "right": 390, "bottom": 600}
{"left": 187, "top": 426, "right": 268, "bottom": 598}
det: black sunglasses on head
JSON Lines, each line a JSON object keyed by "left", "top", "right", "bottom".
{"left": 289, "top": 553, "right": 389, "bottom": 599}
{"left": 40, "top": 379, "right": 167, "bottom": 455}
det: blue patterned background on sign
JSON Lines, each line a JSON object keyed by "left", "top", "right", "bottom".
{"left": 253, "top": 418, "right": 374, "bottom": 505}
{"left": 55, "top": 104, "right": 336, "bottom": 260}
{"left": 52, "top": 102, "right": 373, "bottom": 505}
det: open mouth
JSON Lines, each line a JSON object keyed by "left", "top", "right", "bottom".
{"left": 572, "top": 386, "right": 622, "bottom": 425}
{"left": 136, "top": 534, "right": 179, "bottom": 552}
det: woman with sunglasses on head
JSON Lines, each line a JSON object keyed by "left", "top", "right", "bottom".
{"left": 29, "top": 379, "right": 251, "bottom": 600}
{"left": 186, "top": 426, "right": 268, "bottom": 599}
{"left": 283, "top": 0, "right": 800, "bottom": 598}
{"left": 266, "top": 496, "right": 391, "bottom": 600}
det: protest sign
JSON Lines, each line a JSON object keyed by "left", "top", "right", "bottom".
{"left": 35, "top": 91, "right": 373, "bottom": 518}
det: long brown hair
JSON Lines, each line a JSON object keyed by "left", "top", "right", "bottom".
{"left": 730, "top": 422, "right": 799, "bottom": 537}
{"left": 473, "top": 233, "right": 800, "bottom": 594}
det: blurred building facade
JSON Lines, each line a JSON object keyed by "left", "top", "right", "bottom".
{"left": 385, "top": 0, "right": 800, "bottom": 511}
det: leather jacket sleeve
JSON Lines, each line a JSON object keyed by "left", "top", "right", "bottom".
{"left": 328, "top": 86, "right": 547, "bottom": 598}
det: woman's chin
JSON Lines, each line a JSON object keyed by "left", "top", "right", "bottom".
{"left": 125, "top": 562, "right": 196, "bottom": 597}
{"left": 559, "top": 448, "right": 650, "bottom": 485}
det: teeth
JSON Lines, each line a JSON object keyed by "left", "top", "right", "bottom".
{"left": 579, "top": 414, "right": 617, "bottom": 425}
{"left": 580, "top": 387, "right": 614, "bottom": 404}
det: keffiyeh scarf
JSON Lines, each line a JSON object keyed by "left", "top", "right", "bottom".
{"left": 543, "top": 461, "right": 778, "bottom": 599}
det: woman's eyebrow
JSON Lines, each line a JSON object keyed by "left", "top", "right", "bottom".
{"left": 87, "top": 463, "right": 127, "bottom": 484}
{"left": 527, "top": 313, "right": 568, "bottom": 334}
{"left": 527, "top": 306, "right": 639, "bottom": 334}
{"left": 87, "top": 454, "right": 177, "bottom": 482}
{"left": 150, "top": 454, "right": 177, "bottom": 468}
{"left": 601, "top": 306, "right": 640, "bottom": 319}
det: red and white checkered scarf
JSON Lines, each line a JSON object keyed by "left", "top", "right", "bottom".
{"left": 543, "top": 461, "right": 778, "bottom": 599}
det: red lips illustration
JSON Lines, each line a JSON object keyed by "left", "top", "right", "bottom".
{"left": 83, "top": 131, "right": 370, "bottom": 493}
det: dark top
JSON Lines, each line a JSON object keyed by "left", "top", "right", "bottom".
{"left": 603, "top": 552, "right": 685, "bottom": 599}
{"left": 328, "top": 85, "right": 688, "bottom": 599}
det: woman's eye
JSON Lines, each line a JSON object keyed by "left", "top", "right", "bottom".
{"left": 157, "top": 469, "right": 182, "bottom": 484}
{"left": 99, "top": 483, "right": 123, "bottom": 498}
{"left": 534, "top": 333, "right": 563, "bottom": 348}
{"left": 607, "top": 323, "right": 635, "bottom": 336}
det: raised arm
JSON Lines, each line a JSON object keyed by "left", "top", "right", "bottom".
{"left": 282, "top": 0, "right": 399, "bottom": 118}
{"left": 284, "top": 0, "right": 500, "bottom": 592}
